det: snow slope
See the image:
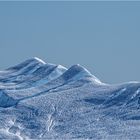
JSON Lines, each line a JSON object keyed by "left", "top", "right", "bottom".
{"left": 0, "top": 57, "right": 140, "bottom": 139}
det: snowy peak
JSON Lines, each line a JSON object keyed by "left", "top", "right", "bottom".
{"left": 21, "top": 57, "right": 46, "bottom": 65}
{"left": 22, "top": 57, "right": 46, "bottom": 65}
{"left": 6, "top": 57, "right": 45, "bottom": 71}
{"left": 56, "top": 65, "right": 67, "bottom": 71}
{"left": 1, "top": 58, "right": 102, "bottom": 86}
{"left": 33, "top": 57, "right": 46, "bottom": 64}
{"left": 67, "top": 64, "right": 92, "bottom": 76}
{"left": 59, "top": 64, "right": 96, "bottom": 82}
{"left": 1, "top": 58, "right": 140, "bottom": 140}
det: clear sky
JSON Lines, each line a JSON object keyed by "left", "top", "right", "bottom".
{"left": 0, "top": 1, "right": 140, "bottom": 84}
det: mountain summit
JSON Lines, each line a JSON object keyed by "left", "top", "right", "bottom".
{"left": 0, "top": 57, "right": 140, "bottom": 140}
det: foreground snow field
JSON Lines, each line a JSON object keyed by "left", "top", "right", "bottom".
{"left": 0, "top": 57, "right": 140, "bottom": 139}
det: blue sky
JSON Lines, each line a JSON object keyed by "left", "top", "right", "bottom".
{"left": 0, "top": 1, "right": 140, "bottom": 84}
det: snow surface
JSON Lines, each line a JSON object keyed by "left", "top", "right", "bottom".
{"left": 0, "top": 57, "right": 140, "bottom": 139}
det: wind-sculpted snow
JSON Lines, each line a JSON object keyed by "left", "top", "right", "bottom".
{"left": 0, "top": 58, "right": 140, "bottom": 139}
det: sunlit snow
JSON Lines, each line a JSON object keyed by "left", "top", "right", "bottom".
{"left": 0, "top": 57, "right": 140, "bottom": 139}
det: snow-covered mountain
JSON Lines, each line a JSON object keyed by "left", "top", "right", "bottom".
{"left": 0, "top": 57, "right": 140, "bottom": 139}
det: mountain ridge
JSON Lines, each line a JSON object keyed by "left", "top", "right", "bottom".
{"left": 0, "top": 57, "right": 140, "bottom": 140}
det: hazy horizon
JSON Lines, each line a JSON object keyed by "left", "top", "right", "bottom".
{"left": 0, "top": 1, "right": 140, "bottom": 84}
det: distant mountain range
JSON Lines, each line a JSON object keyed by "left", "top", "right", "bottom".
{"left": 0, "top": 57, "right": 140, "bottom": 139}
